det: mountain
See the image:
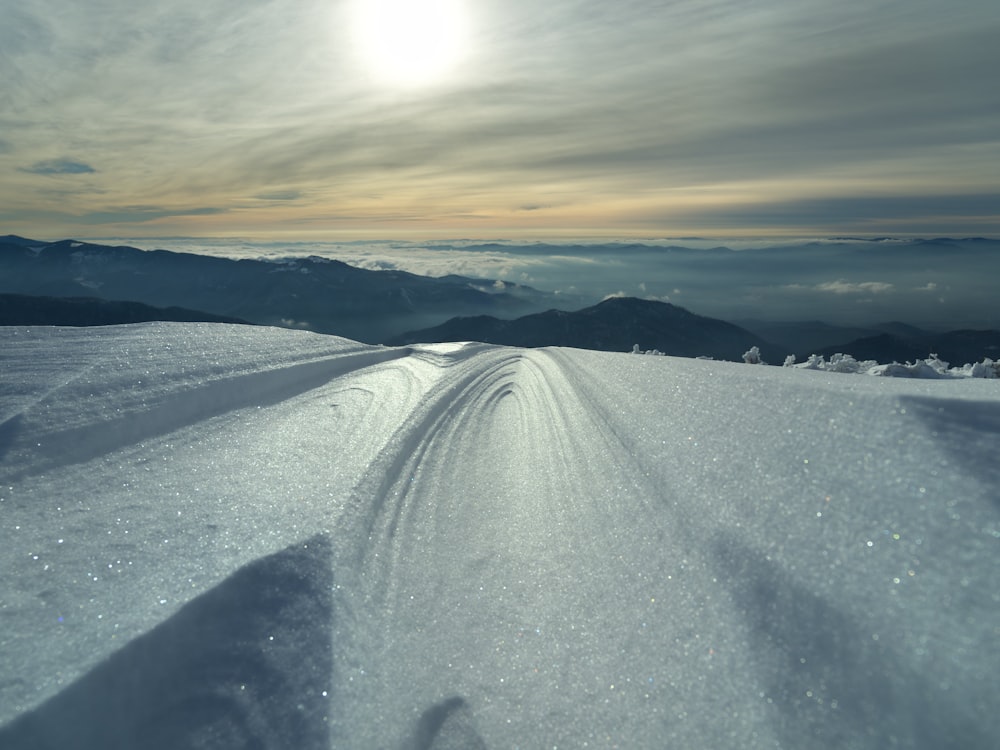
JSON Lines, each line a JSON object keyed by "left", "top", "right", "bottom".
{"left": 869, "top": 321, "right": 931, "bottom": 340}
{"left": 386, "top": 296, "right": 775, "bottom": 361}
{"left": 0, "top": 234, "right": 45, "bottom": 248}
{"left": 815, "top": 329, "right": 1000, "bottom": 365}
{"left": 734, "top": 319, "right": 912, "bottom": 356}
{"left": 0, "top": 237, "right": 552, "bottom": 342}
{"left": 1, "top": 323, "right": 996, "bottom": 748}
{"left": 0, "top": 293, "right": 250, "bottom": 327}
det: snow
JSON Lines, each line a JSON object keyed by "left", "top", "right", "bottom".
{"left": 784, "top": 353, "right": 1000, "bottom": 379}
{"left": 1, "top": 322, "right": 998, "bottom": 749}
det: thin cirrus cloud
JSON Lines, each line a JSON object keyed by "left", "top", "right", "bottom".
{"left": 0, "top": 0, "right": 998, "bottom": 239}
{"left": 74, "top": 206, "right": 228, "bottom": 225}
{"left": 19, "top": 158, "right": 96, "bottom": 175}
{"left": 253, "top": 191, "right": 303, "bottom": 202}
{"left": 814, "top": 281, "right": 895, "bottom": 295}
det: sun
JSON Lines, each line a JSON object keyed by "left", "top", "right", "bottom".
{"left": 351, "top": 0, "right": 470, "bottom": 87}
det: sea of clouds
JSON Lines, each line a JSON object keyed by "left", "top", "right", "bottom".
{"left": 96, "top": 236, "right": 1000, "bottom": 331}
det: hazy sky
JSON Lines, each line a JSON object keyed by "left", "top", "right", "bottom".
{"left": 2, "top": 0, "right": 998, "bottom": 240}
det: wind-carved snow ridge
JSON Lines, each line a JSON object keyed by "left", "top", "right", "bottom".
{"left": 0, "top": 330, "right": 411, "bottom": 481}
{"left": 328, "top": 345, "right": 714, "bottom": 747}
{"left": 1, "top": 323, "right": 998, "bottom": 749}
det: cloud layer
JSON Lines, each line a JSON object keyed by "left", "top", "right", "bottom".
{"left": 2, "top": 0, "right": 998, "bottom": 238}
{"left": 100, "top": 236, "right": 1000, "bottom": 331}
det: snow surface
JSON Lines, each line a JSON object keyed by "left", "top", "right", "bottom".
{"left": 1, "top": 322, "right": 998, "bottom": 749}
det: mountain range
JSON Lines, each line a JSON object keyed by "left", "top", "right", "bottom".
{"left": 2, "top": 236, "right": 997, "bottom": 364}
{"left": 812, "top": 329, "right": 1000, "bottom": 365}
{"left": 737, "top": 319, "right": 1000, "bottom": 364}
{"left": 0, "top": 293, "right": 249, "bottom": 327}
{"left": 387, "top": 296, "right": 776, "bottom": 361}
{"left": 0, "top": 236, "right": 552, "bottom": 342}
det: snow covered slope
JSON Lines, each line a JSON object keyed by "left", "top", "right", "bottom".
{"left": 1, "top": 323, "right": 997, "bottom": 749}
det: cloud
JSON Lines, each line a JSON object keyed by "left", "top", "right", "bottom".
{"left": 761, "top": 27, "right": 1000, "bottom": 126}
{"left": 78, "top": 206, "right": 228, "bottom": 224}
{"left": 20, "top": 159, "right": 96, "bottom": 175}
{"left": 3, "top": 1, "right": 998, "bottom": 237}
{"left": 254, "top": 191, "right": 302, "bottom": 201}
{"left": 645, "top": 193, "right": 1000, "bottom": 234}
{"left": 75, "top": 238, "right": 998, "bottom": 331}
{"left": 815, "top": 281, "right": 895, "bottom": 295}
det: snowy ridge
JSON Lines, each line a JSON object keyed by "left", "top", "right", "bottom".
{"left": 1, "top": 328, "right": 411, "bottom": 481}
{"left": 1, "top": 323, "right": 998, "bottom": 749}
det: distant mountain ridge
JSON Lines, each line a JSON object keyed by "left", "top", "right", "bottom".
{"left": 738, "top": 319, "right": 1000, "bottom": 365}
{"left": 4, "top": 237, "right": 997, "bottom": 365}
{"left": 386, "top": 296, "right": 776, "bottom": 361}
{"left": 0, "top": 293, "right": 250, "bottom": 327}
{"left": 0, "top": 234, "right": 44, "bottom": 248}
{"left": 0, "top": 237, "right": 553, "bottom": 342}
{"left": 813, "top": 330, "right": 1000, "bottom": 366}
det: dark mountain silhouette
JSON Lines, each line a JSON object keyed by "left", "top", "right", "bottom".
{"left": 386, "top": 296, "right": 776, "bottom": 361}
{"left": 736, "top": 320, "right": 944, "bottom": 359}
{"left": 0, "top": 238, "right": 553, "bottom": 342}
{"left": 815, "top": 329, "right": 1000, "bottom": 365}
{"left": 0, "top": 234, "right": 44, "bottom": 248}
{"left": 0, "top": 293, "right": 250, "bottom": 327}
{"left": 869, "top": 321, "right": 931, "bottom": 340}
{"left": 735, "top": 319, "right": 890, "bottom": 355}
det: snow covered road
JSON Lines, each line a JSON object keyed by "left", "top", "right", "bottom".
{"left": 1, "top": 323, "right": 998, "bottom": 749}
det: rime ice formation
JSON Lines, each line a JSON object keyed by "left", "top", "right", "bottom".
{"left": 1, "top": 323, "right": 998, "bottom": 749}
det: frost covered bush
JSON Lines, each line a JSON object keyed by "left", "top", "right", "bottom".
{"left": 785, "top": 353, "right": 878, "bottom": 374}
{"left": 631, "top": 344, "right": 666, "bottom": 356}
{"left": 965, "top": 358, "right": 1000, "bottom": 378}
{"left": 783, "top": 353, "right": 1000, "bottom": 379}
{"left": 630, "top": 345, "right": 998, "bottom": 378}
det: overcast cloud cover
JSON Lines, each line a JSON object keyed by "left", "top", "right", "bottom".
{"left": 2, "top": 0, "right": 998, "bottom": 239}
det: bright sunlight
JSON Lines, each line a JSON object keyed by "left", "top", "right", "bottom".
{"left": 351, "top": 0, "right": 470, "bottom": 87}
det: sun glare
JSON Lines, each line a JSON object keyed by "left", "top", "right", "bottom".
{"left": 352, "top": 0, "right": 469, "bottom": 87}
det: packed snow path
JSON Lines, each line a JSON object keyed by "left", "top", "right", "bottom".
{"left": 1, "top": 324, "right": 998, "bottom": 749}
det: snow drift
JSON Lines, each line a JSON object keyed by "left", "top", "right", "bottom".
{"left": 1, "top": 323, "right": 997, "bottom": 749}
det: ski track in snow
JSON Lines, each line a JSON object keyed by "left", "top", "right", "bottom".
{"left": 0, "top": 323, "right": 998, "bottom": 749}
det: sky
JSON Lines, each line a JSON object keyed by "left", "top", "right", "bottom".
{"left": 1, "top": 0, "right": 999, "bottom": 240}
